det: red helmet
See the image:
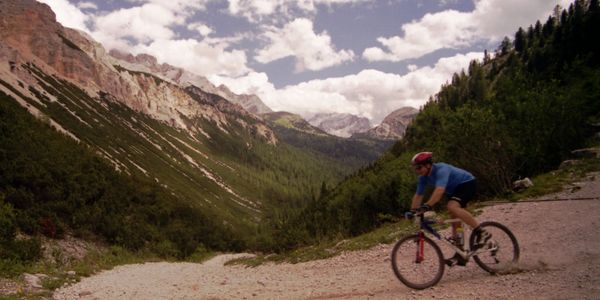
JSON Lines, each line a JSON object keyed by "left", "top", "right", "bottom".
{"left": 411, "top": 152, "right": 433, "bottom": 165}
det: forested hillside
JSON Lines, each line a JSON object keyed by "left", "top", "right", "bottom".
{"left": 0, "top": 92, "right": 243, "bottom": 270}
{"left": 268, "top": 0, "right": 600, "bottom": 250}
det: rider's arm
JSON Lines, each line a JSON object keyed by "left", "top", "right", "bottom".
{"left": 425, "top": 187, "right": 445, "bottom": 207}
{"left": 410, "top": 193, "right": 423, "bottom": 210}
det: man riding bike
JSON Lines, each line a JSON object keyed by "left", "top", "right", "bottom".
{"left": 407, "top": 152, "right": 491, "bottom": 266}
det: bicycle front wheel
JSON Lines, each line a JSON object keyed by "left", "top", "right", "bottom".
{"left": 391, "top": 234, "right": 445, "bottom": 289}
{"left": 469, "top": 221, "right": 520, "bottom": 274}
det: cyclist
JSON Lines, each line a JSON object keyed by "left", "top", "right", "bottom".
{"left": 408, "top": 151, "right": 491, "bottom": 266}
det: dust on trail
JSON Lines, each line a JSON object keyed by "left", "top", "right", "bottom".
{"left": 54, "top": 173, "right": 600, "bottom": 299}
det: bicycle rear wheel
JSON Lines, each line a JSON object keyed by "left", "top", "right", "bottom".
{"left": 469, "top": 221, "right": 520, "bottom": 274}
{"left": 391, "top": 234, "right": 445, "bottom": 289}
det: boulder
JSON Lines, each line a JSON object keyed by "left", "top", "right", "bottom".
{"left": 22, "top": 273, "right": 47, "bottom": 289}
{"left": 513, "top": 177, "right": 534, "bottom": 191}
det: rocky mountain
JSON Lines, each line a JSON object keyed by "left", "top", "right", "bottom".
{"left": 352, "top": 107, "right": 418, "bottom": 140}
{"left": 262, "top": 111, "right": 328, "bottom": 136}
{"left": 307, "top": 113, "right": 372, "bottom": 138}
{"left": 0, "top": 0, "right": 388, "bottom": 230}
{"left": 108, "top": 49, "right": 273, "bottom": 115}
{"left": 263, "top": 111, "right": 394, "bottom": 169}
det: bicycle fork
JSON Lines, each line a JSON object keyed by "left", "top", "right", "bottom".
{"left": 415, "top": 232, "right": 425, "bottom": 263}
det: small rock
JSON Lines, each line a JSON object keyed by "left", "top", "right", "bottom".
{"left": 23, "top": 273, "right": 43, "bottom": 289}
{"left": 66, "top": 270, "right": 76, "bottom": 276}
{"left": 513, "top": 177, "right": 534, "bottom": 190}
{"left": 78, "top": 291, "right": 92, "bottom": 297}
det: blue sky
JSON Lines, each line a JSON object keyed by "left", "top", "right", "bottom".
{"left": 37, "top": 0, "right": 572, "bottom": 125}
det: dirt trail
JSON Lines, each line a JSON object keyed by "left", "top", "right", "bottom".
{"left": 54, "top": 173, "right": 600, "bottom": 299}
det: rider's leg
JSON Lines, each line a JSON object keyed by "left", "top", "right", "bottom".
{"left": 448, "top": 200, "right": 492, "bottom": 247}
{"left": 446, "top": 200, "right": 474, "bottom": 266}
{"left": 447, "top": 200, "right": 479, "bottom": 229}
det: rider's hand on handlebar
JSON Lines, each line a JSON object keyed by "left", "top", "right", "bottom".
{"left": 417, "top": 203, "right": 431, "bottom": 214}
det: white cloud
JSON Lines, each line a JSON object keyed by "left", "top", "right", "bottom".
{"left": 210, "top": 71, "right": 275, "bottom": 99}
{"left": 133, "top": 38, "right": 251, "bottom": 77}
{"left": 92, "top": 4, "right": 178, "bottom": 46}
{"left": 228, "top": 0, "right": 280, "bottom": 22}
{"left": 77, "top": 2, "right": 98, "bottom": 10}
{"left": 85, "top": 1, "right": 251, "bottom": 77}
{"left": 255, "top": 18, "right": 354, "bottom": 72}
{"left": 221, "top": 52, "right": 483, "bottom": 125}
{"left": 36, "top": 0, "right": 90, "bottom": 32}
{"left": 363, "top": 0, "right": 568, "bottom": 62}
{"left": 226, "top": 0, "right": 373, "bottom": 23}
{"left": 130, "top": 0, "right": 212, "bottom": 14}
{"left": 188, "top": 22, "right": 214, "bottom": 37}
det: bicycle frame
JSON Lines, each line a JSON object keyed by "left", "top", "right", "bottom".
{"left": 416, "top": 214, "right": 493, "bottom": 261}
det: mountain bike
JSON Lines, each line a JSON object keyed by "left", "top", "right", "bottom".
{"left": 391, "top": 211, "right": 519, "bottom": 289}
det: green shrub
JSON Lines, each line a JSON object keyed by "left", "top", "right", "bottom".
{"left": 0, "top": 198, "right": 16, "bottom": 241}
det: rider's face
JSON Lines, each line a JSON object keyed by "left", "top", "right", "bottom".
{"left": 414, "top": 164, "right": 430, "bottom": 176}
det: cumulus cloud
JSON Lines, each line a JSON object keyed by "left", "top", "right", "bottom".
{"left": 226, "top": 0, "right": 372, "bottom": 23}
{"left": 363, "top": 0, "right": 568, "bottom": 62}
{"left": 188, "top": 22, "right": 214, "bottom": 37}
{"left": 82, "top": 1, "right": 251, "bottom": 78}
{"left": 133, "top": 38, "right": 251, "bottom": 77}
{"left": 210, "top": 71, "right": 276, "bottom": 100}
{"left": 91, "top": 4, "right": 178, "bottom": 46}
{"left": 77, "top": 2, "right": 98, "bottom": 10}
{"left": 36, "top": 0, "right": 90, "bottom": 32}
{"left": 255, "top": 18, "right": 355, "bottom": 72}
{"left": 222, "top": 52, "right": 483, "bottom": 125}
{"left": 129, "top": 0, "right": 212, "bottom": 14}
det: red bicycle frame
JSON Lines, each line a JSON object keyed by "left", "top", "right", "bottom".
{"left": 416, "top": 231, "right": 425, "bottom": 263}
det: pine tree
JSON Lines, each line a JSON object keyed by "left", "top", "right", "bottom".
{"left": 499, "top": 36, "right": 512, "bottom": 55}
{"left": 514, "top": 27, "right": 527, "bottom": 53}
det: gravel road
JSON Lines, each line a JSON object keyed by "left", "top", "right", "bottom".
{"left": 54, "top": 173, "right": 600, "bottom": 300}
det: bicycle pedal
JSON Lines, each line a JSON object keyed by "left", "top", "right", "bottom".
{"left": 445, "top": 258, "right": 458, "bottom": 267}
{"left": 445, "top": 253, "right": 467, "bottom": 267}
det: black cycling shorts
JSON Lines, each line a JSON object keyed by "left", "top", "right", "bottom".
{"left": 447, "top": 179, "right": 477, "bottom": 208}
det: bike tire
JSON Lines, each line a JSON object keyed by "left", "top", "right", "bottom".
{"left": 469, "top": 221, "right": 520, "bottom": 274}
{"left": 391, "top": 234, "right": 445, "bottom": 289}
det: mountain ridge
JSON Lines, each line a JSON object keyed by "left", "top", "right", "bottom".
{"left": 306, "top": 112, "right": 371, "bottom": 138}
{"left": 354, "top": 107, "right": 418, "bottom": 140}
{"left": 108, "top": 49, "right": 273, "bottom": 115}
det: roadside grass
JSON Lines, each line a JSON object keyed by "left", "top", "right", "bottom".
{"left": 500, "top": 156, "right": 600, "bottom": 202}
{"left": 227, "top": 220, "right": 418, "bottom": 267}
{"left": 0, "top": 245, "right": 217, "bottom": 298}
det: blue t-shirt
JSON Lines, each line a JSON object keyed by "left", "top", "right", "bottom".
{"left": 416, "top": 163, "right": 475, "bottom": 195}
